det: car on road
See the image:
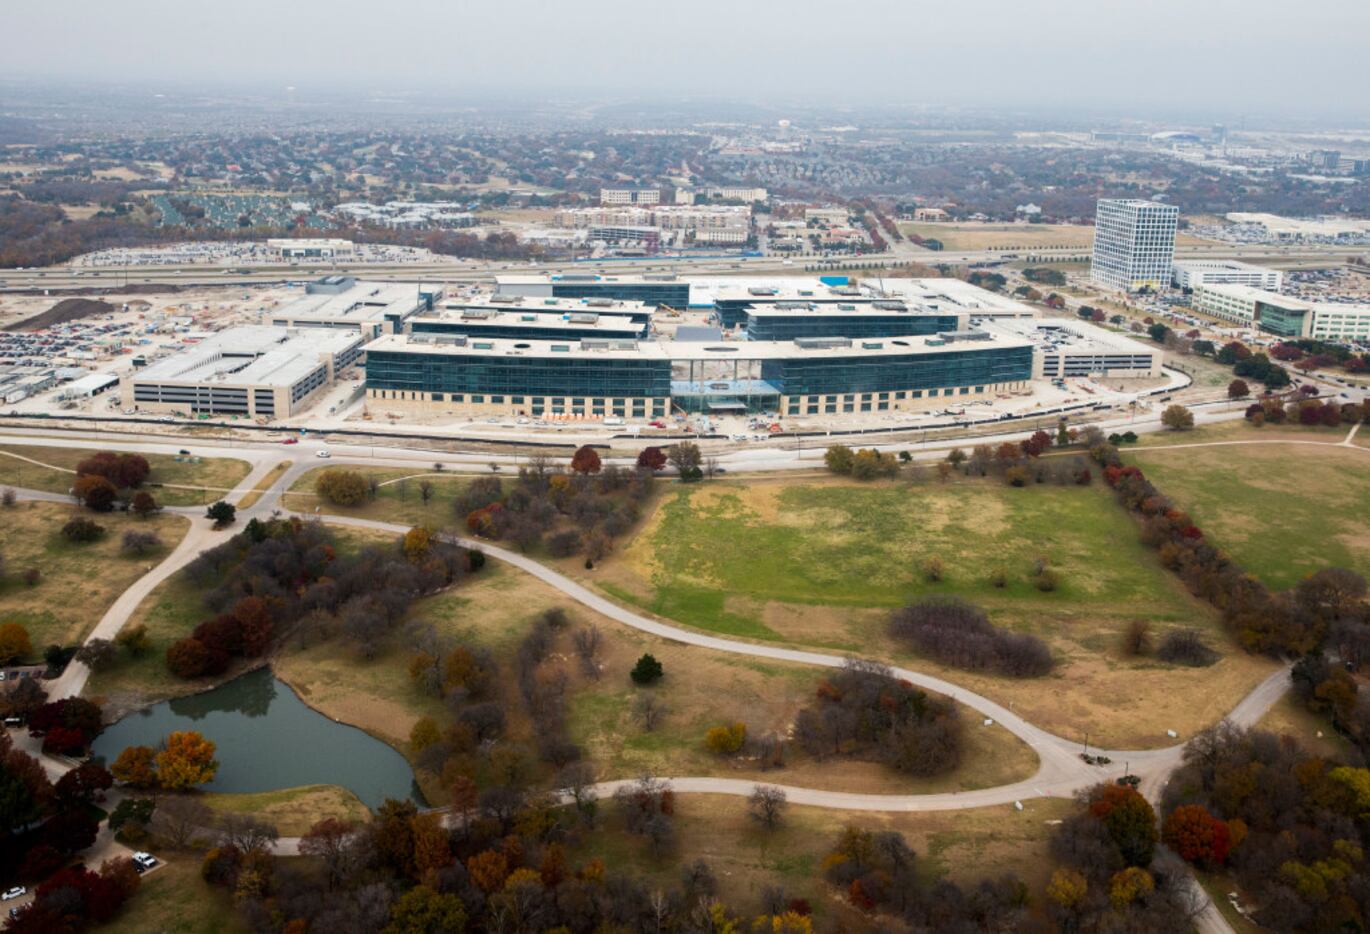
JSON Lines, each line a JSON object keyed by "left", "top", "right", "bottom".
{"left": 281, "top": 437, "right": 299, "bottom": 445}
{"left": 132, "top": 852, "right": 158, "bottom": 873}
{"left": 178, "top": 449, "right": 190, "bottom": 455}
{"left": 1, "top": 887, "right": 25, "bottom": 902}
{"left": 315, "top": 450, "right": 331, "bottom": 458}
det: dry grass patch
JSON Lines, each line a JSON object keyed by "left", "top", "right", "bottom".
{"left": 0, "top": 443, "right": 251, "bottom": 506}
{"left": 0, "top": 500, "right": 188, "bottom": 650}
{"left": 283, "top": 465, "right": 472, "bottom": 529}
{"left": 234, "top": 460, "right": 291, "bottom": 510}
{"left": 1256, "top": 693, "right": 1354, "bottom": 761}
{"left": 98, "top": 857, "right": 245, "bottom": 934}
{"left": 570, "top": 795, "right": 1074, "bottom": 917}
{"left": 201, "top": 784, "right": 371, "bottom": 836}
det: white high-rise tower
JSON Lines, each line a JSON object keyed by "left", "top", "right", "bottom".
{"left": 1090, "top": 199, "right": 1178, "bottom": 293}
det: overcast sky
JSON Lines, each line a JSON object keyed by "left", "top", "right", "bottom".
{"left": 3, "top": 0, "right": 1366, "bottom": 118}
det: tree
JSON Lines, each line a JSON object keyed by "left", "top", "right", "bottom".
{"left": 748, "top": 785, "right": 788, "bottom": 830}
{"left": 704, "top": 722, "right": 747, "bottom": 754}
{"left": 77, "top": 452, "right": 150, "bottom": 489}
{"left": 636, "top": 446, "right": 667, "bottom": 472}
{"left": 630, "top": 653, "right": 664, "bottom": 685}
{"left": 108, "top": 797, "right": 155, "bottom": 835}
{"left": 73, "top": 474, "right": 118, "bottom": 511}
{"left": 205, "top": 501, "right": 236, "bottom": 526}
{"left": 130, "top": 491, "right": 160, "bottom": 518}
{"left": 667, "top": 442, "right": 702, "bottom": 481}
{"left": 1088, "top": 784, "right": 1158, "bottom": 867}
{"left": 121, "top": 530, "right": 162, "bottom": 556}
{"left": 155, "top": 730, "right": 219, "bottom": 790}
{"left": 75, "top": 638, "right": 118, "bottom": 671}
{"left": 166, "top": 637, "right": 210, "bottom": 678}
{"left": 61, "top": 516, "right": 105, "bottom": 542}
{"left": 418, "top": 480, "right": 434, "bottom": 504}
{"left": 633, "top": 693, "right": 667, "bottom": 731}
{"left": 1160, "top": 404, "right": 1194, "bottom": 431}
{"left": 570, "top": 445, "right": 602, "bottom": 474}
{"left": 1163, "top": 804, "right": 1230, "bottom": 867}
{"left": 299, "top": 817, "right": 360, "bottom": 890}
{"left": 824, "top": 445, "right": 855, "bottom": 474}
{"left": 0, "top": 621, "right": 33, "bottom": 664}
{"left": 216, "top": 812, "right": 279, "bottom": 856}
{"left": 115, "top": 625, "right": 151, "bottom": 657}
{"left": 385, "top": 884, "right": 467, "bottom": 934}
{"left": 150, "top": 795, "right": 211, "bottom": 849}
{"left": 1227, "top": 378, "right": 1250, "bottom": 400}
{"left": 315, "top": 469, "right": 369, "bottom": 506}
{"left": 111, "top": 745, "right": 158, "bottom": 788}
{"left": 1046, "top": 867, "right": 1088, "bottom": 909}
{"left": 409, "top": 716, "right": 440, "bottom": 752}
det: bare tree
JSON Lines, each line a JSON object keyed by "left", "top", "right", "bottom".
{"left": 152, "top": 796, "right": 212, "bottom": 849}
{"left": 572, "top": 626, "right": 602, "bottom": 678}
{"left": 748, "top": 784, "right": 788, "bottom": 831}
{"left": 419, "top": 480, "right": 435, "bottom": 504}
{"left": 633, "top": 693, "right": 667, "bottom": 732}
{"left": 216, "top": 812, "right": 280, "bottom": 856}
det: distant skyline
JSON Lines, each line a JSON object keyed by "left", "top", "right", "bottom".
{"left": 3, "top": 0, "right": 1368, "bottom": 120}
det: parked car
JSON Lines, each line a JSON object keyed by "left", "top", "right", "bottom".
{"left": 315, "top": 450, "right": 331, "bottom": 459}
{"left": 132, "top": 853, "right": 158, "bottom": 873}
{"left": 281, "top": 437, "right": 299, "bottom": 445}
{"left": 1, "top": 887, "right": 25, "bottom": 902}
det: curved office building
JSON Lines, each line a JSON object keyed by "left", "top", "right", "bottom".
{"left": 363, "top": 330, "right": 1034, "bottom": 419}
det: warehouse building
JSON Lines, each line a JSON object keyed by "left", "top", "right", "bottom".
{"left": 131, "top": 326, "right": 363, "bottom": 419}
{"left": 362, "top": 329, "right": 1034, "bottom": 419}
{"left": 269, "top": 277, "right": 444, "bottom": 338}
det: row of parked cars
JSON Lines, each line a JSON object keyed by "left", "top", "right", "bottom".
{"left": 3, "top": 854, "right": 157, "bottom": 919}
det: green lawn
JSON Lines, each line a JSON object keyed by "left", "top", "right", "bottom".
{"left": 1130, "top": 443, "right": 1370, "bottom": 589}
{"left": 282, "top": 466, "right": 471, "bottom": 529}
{"left": 0, "top": 501, "right": 188, "bottom": 652}
{"left": 603, "top": 478, "right": 1204, "bottom": 643}
{"left": 0, "top": 443, "right": 251, "bottom": 506}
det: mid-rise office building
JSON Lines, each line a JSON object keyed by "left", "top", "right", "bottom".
{"left": 743, "top": 301, "right": 966, "bottom": 341}
{"left": 600, "top": 188, "right": 660, "bottom": 206}
{"left": 495, "top": 274, "right": 692, "bottom": 309}
{"left": 269, "top": 277, "right": 443, "bottom": 338}
{"left": 1090, "top": 199, "right": 1178, "bottom": 293}
{"left": 1192, "top": 284, "right": 1370, "bottom": 341}
{"left": 1172, "top": 260, "right": 1282, "bottom": 292}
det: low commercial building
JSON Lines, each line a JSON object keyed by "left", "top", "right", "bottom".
{"left": 130, "top": 326, "right": 363, "bottom": 419}
{"left": 61, "top": 371, "right": 119, "bottom": 398}
{"left": 1172, "top": 260, "right": 1282, "bottom": 291}
{"left": 269, "top": 277, "right": 444, "bottom": 338}
{"left": 362, "top": 330, "right": 1034, "bottom": 419}
{"left": 693, "top": 227, "right": 749, "bottom": 245}
{"left": 1192, "top": 284, "right": 1370, "bottom": 341}
{"left": 697, "top": 186, "right": 768, "bottom": 203}
{"left": 267, "top": 238, "right": 355, "bottom": 260}
{"left": 804, "top": 207, "right": 850, "bottom": 226}
{"left": 587, "top": 225, "right": 661, "bottom": 250}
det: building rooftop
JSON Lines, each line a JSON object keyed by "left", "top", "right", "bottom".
{"left": 273, "top": 279, "right": 442, "bottom": 325}
{"left": 136, "top": 326, "right": 359, "bottom": 387}
{"left": 364, "top": 329, "right": 1032, "bottom": 362}
{"left": 1194, "top": 283, "right": 1317, "bottom": 309}
{"left": 411, "top": 309, "right": 642, "bottom": 333}
{"left": 981, "top": 318, "right": 1160, "bottom": 355}
{"left": 440, "top": 295, "right": 652, "bottom": 316}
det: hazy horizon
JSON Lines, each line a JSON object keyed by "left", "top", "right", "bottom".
{"left": 3, "top": 0, "right": 1368, "bottom": 120}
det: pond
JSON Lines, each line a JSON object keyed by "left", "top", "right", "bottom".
{"left": 92, "top": 668, "right": 424, "bottom": 810}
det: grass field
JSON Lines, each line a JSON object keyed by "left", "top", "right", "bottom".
{"left": 99, "top": 858, "right": 245, "bottom": 934}
{"left": 283, "top": 466, "right": 471, "bottom": 529}
{"left": 274, "top": 557, "right": 1038, "bottom": 804}
{"left": 898, "top": 222, "right": 1097, "bottom": 251}
{"left": 583, "top": 476, "right": 1277, "bottom": 747}
{"left": 570, "top": 794, "right": 1074, "bottom": 920}
{"left": 1130, "top": 442, "right": 1370, "bottom": 589}
{"left": 201, "top": 784, "right": 370, "bottom": 836}
{"left": 1256, "top": 694, "right": 1354, "bottom": 762}
{"left": 0, "top": 501, "right": 188, "bottom": 652}
{"left": 0, "top": 443, "right": 251, "bottom": 506}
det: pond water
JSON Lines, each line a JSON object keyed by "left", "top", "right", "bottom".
{"left": 92, "top": 667, "right": 424, "bottom": 810}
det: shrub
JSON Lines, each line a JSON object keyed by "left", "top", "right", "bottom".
{"left": 630, "top": 653, "right": 664, "bottom": 685}
{"left": 205, "top": 501, "right": 236, "bottom": 526}
{"left": 824, "top": 445, "right": 855, "bottom": 475}
{"left": 1160, "top": 404, "right": 1194, "bottom": 431}
{"left": 988, "top": 568, "right": 1007, "bottom": 588}
{"left": 1004, "top": 465, "right": 1030, "bottom": 487}
{"left": 1156, "top": 629, "right": 1218, "bottom": 667}
{"left": 704, "top": 722, "right": 747, "bottom": 755}
{"left": 889, "top": 597, "right": 1053, "bottom": 677}
{"left": 546, "top": 529, "right": 582, "bottom": 558}
{"left": 61, "top": 516, "right": 106, "bottom": 542}
{"left": 121, "top": 530, "right": 162, "bottom": 556}
{"left": 314, "top": 469, "right": 368, "bottom": 506}
{"left": 1034, "top": 568, "right": 1060, "bottom": 592}
{"left": 1121, "top": 620, "right": 1152, "bottom": 657}
{"left": 922, "top": 557, "right": 944, "bottom": 583}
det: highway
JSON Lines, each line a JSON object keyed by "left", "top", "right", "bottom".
{"left": 2, "top": 240, "right": 1365, "bottom": 293}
